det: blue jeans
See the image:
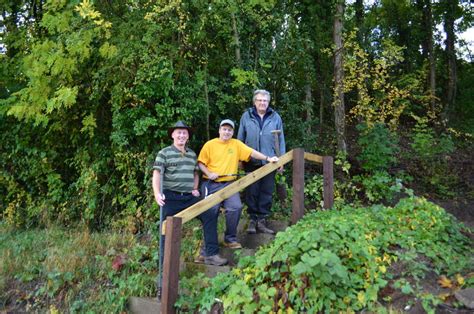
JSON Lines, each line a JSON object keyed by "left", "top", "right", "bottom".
{"left": 160, "top": 190, "right": 219, "bottom": 258}
{"left": 243, "top": 164, "right": 276, "bottom": 220}
{"left": 202, "top": 180, "right": 243, "bottom": 244}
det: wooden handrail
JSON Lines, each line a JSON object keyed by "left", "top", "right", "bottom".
{"left": 304, "top": 152, "right": 323, "bottom": 164}
{"left": 162, "top": 150, "right": 294, "bottom": 234}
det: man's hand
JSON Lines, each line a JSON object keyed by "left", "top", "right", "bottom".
{"left": 155, "top": 193, "right": 165, "bottom": 207}
{"left": 268, "top": 156, "right": 279, "bottom": 163}
{"left": 207, "top": 172, "right": 219, "bottom": 180}
{"left": 192, "top": 189, "right": 200, "bottom": 197}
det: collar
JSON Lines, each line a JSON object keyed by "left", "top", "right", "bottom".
{"left": 171, "top": 144, "right": 188, "bottom": 153}
{"left": 251, "top": 106, "right": 273, "bottom": 118}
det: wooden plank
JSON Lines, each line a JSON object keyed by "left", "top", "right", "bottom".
{"left": 162, "top": 150, "right": 294, "bottom": 233}
{"left": 304, "top": 152, "right": 323, "bottom": 164}
{"left": 161, "top": 217, "right": 182, "bottom": 314}
{"left": 291, "top": 148, "right": 305, "bottom": 224}
{"left": 323, "top": 156, "right": 334, "bottom": 209}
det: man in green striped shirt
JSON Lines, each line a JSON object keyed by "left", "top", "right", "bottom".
{"left": 152, "top": 121, "right": 227, "bottom": 266}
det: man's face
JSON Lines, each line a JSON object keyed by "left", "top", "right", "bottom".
{"left": 219, "top": 125, "right": 234, "bottom": 142}
{"left": 254, "top": 93, "right": 270, "bottom": 114}
{"left": 171, "top": 128, "right": 189, "bottom": 146}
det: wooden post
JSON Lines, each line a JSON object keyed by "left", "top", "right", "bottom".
{"left": 291, "top": 148, "right": 305, "bottom": 224}
{"left": 323, "top": 156, "right": 334, "bottom": 209}
{"left": 161, "top": 216, "right": 182, "bottom": 314}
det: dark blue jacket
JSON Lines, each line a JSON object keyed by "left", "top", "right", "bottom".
{"left": 237, "top": 107, "right": 286, "bottom": 166}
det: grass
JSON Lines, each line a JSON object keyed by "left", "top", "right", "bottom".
{"left": 0, "top": 214, "right": 218, "bottom": 312}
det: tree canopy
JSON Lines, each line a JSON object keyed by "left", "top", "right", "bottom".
{"left": 1, "top": 0, "right": 472, "bottom": 229}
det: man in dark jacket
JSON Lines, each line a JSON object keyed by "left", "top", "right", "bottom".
{"left": 237, "top": 89, "right": 286, "bottom": 234}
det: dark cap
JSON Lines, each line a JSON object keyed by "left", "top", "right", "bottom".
{"left": 168, "top": 121, "right": 192, "bottom": 138}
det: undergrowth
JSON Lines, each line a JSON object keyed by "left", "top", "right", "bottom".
{"left": 177, "top": 197, "right": 473, "bottom": 313}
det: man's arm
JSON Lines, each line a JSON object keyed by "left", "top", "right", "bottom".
{"left": 250, "top": 150, "right": 279, "bottom": 163}
{"left": 198, "top": 162, "right": 219, "bottom": 180}
{"left": 152, "top": 169, "right": 165, "bottom": 206}
{"left": 192, "top": 171, "right": 200, "bottom": 197}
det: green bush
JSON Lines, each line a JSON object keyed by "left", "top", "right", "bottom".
{"left": 409, "top": 117, "right": 457, "bottom": 197}
{"left": 356, "top": 123, "right": 399, "bottom": 173}
{"left": 178, "top": 197, "right": 473, "bottom": 313}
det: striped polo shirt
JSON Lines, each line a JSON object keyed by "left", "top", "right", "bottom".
{"left": 153, "top": 145, "right": 199, "bottom": 193}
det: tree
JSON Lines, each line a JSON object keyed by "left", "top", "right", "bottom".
{"left": 333, "top": 0, "right": 346, "bottom": 153}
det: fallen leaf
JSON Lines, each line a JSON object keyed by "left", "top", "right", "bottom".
{"left": 438, "top": 275, "right": 453, "bottom": 289}
{"left": 112, "top": 254, "right": 127, "bottom": 271}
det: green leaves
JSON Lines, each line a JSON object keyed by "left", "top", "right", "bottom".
{"left": 181, "top": 197, "right": 472, "bottom": 312}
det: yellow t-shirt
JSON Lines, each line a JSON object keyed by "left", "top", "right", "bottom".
{"left": 198, "top": 138, "right": 253, "bottom": 182}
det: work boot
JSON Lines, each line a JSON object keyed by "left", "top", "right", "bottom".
{"left": 257, "top": 219, "right": 275, "bottom": 234}
{"left": 247, "top": 219, "right": 257, "bottom": 234}
{"left": 204, "top": 254, "right": 228, "bottom": 266}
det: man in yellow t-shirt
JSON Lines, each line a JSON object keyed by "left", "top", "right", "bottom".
{"left": 198, "top": 119, "right": 279, "bottom": 250}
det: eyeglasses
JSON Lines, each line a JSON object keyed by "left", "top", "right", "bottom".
{"left": 256, "top": 99, "right": 269, "bottom": 103}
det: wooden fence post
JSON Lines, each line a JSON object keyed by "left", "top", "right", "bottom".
{"left": 161, "top": 216, "right": 182, "bottom": 314}
{"left": 323, "top": 156, "right": 334, "bottom": 209}
{"left": 291, "top": 148, "right": 305, "bottom": 224}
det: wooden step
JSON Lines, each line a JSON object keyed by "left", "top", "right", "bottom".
{"left": 129, "top": 296, "right": 160, "bottom": 314}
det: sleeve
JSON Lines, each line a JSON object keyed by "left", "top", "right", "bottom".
{"left": 237, "top": 140, "right": 253, "bottom": 162}
{"left": 152, "top": 150, "right": 166, "bottom": 172}
{"left": 278, "top": 115, "right": 286, "bottom": 154}
{"left": 197, "top": 142, "right": 210, "bottom": 166}
{"left": 237, "top": 112, "right": 246, "bottom": 141}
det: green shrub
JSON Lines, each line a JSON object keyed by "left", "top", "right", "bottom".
{"left": 409, "top": 117, "right": 457, "bottom": 197}
{"left": 178, "top": 197, "right": 473, "bottom": 313}
{"left": 356, "top": 123, "right": 399, "bottom": 173}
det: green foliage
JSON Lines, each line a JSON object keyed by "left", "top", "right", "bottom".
{"left": 356, "top": 123, "right": 399, "bottom": 173}
{"left": 178, "top": 197, "right": 472, "bottom": 312}
{"left": 352, "top": 171, "right": 402, "bottom": 203}
{"left": 408, "top": 116, "right": 457, "bottom": 197}
{"left": 0, "top": 223, "right": 158, "bottom": 312}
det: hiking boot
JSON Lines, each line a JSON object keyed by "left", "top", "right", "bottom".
{"left": 247, "top": 219, "right": 257, "bottom": 234}
{"left": 257, "top": 219, "right": 275, "bottom": 234}
{"left": 223, "top": 241, "right": 242, "bottom": 249}
{"left": 204, "top": 254, "right": 228, "bottom": 266}
{"left": 194, "top": 254, "right": 205, "bottom": 263}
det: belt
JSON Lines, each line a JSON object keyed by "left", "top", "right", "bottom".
{"left": 165, "top": 190, "right": 192, "bottom": 196}
{"left": 203, "top": 179, "right": 235, "bottom": 184}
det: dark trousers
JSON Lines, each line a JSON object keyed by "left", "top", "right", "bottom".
{"left": 159, "top": 190, "right": 219, "bottom": 266}
{"left": 202, "top": 180, "right": 243, "bottom": 244}
{"left": 243, "top": 164, "right": 276, "bottom": 221}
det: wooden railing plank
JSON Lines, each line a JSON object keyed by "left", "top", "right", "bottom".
{"left": 162, "top": 150, "right": 294, "bottom": 234}
{"left": 323, "top": 156, "right": 334, "bottom": 209}
{"left": 291, "top": 149, "right": 305, "bottom": 224}
{"left": 161, "top": 216, "right": 182, "bottom": 314}
{"left": 304, "top": 152, "right": 323, "bottom": 164}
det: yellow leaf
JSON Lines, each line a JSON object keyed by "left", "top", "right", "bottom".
{"left": 357, "top": 291, "right": 365, "bottom": 304}
{"left": 455, "top": 274, "right": 465, "bottom": 286}
{"left": 438, "top": 293, "right": 451, "bottom": 301}
{"left": 438, "top": 275, "right": 453, "bottom": 288}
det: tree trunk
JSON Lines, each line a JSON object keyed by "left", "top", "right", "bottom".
{"left": 203, "top": 63, "right": 210, "bottom": 141}
{"left": 231, "top": 10, "right": 242, "bottom": 67}
{"left": 355, "top": 0, "right": 364, "bottom": 43}
{"left": 305, "top": 79, "right": 313, "bottom": 136}
{"left": 417, "top": 0, "right": 437, "bottom": 112}
{"left": 444, "top": 0, "right": 457, "bottom": 118}
{"left": 425, "top": 0, "right": 436, "bottom": 111}
{"left": 333, "top": 0, "right": 347, "bottom": 153}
